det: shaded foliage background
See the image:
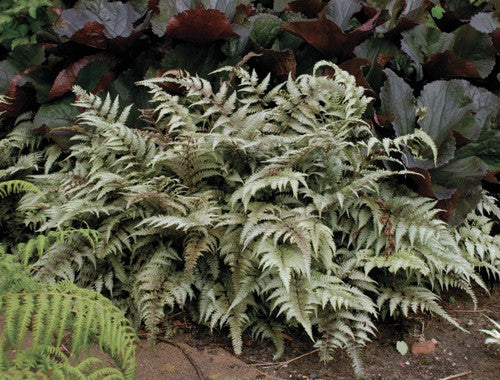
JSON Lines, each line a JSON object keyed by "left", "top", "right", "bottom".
{"left": 0, "top": 0, "right": 498, "bottom": 223}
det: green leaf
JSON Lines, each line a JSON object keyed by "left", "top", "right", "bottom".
{"left": 273, "top": 0, "right": 290, "bottom": 12}
{"left": 33, "top": 98, "right": 80, "bottom": 129}
{"left": 75, "top": 61, "right": 112, "bottom": 92}
{"left": 431, "top": 156, "right": 487, "bottom": 224}
{"left": 272, "top": 11, "right": 305, "bottom": 51}
{"left": 221, "top": 24, "right": 251, "bottom": 57}
{"left": 401, "top": 24, "right": 454, "bottom": 65}
{"left": 431, "top": 5, "right": 445, "bottom": 19}
{"left": 401, "top": 24, "right": 454, "bottom": 80}
{"left": 452, "top": 25, "right": 495, "bottom": 79}
{"left": 396, "top": 340, "right": 408, "bottom": 355}
{"left": 161, "top": 43, "right": 222, "bottom": 78}
{"left": 53, "top": 0, "right": 146, "bottom": 42}
{"left": 354, "top": 38, "right": 398, "bottom": 63}
{"left": 250, "top": 14, "right": 284, "bottom": 49}
{"left": 0, "top": 43, "right": 45, "bottom": 93}
{"left": 454, "top": 81, "right": 498, "bottom": 136}
{"left": 455, "top": 130, "right": 500, "bottom": 171}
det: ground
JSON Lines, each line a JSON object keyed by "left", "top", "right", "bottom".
{"left": 133, "top": 284, "right": 500, "bottom": 380}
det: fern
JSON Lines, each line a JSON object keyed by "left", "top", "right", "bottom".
{"left": 1, "top": 62, "right": 498, "bottom": 379}
{"left": 0, "top": 252, "right": 137, "bottom": 379}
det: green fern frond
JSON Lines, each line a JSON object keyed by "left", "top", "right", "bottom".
{"left": 0, "top": 180, "right": 44, "bottom": 198}
{"left": 0, "top": 255, "right": 137, "bottom": 379}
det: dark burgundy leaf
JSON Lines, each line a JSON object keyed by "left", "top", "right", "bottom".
{"left": 490, "top": 28, "right": 500, "bottom": 53}
{"left": 39, "top": 125, "right": 88, "bottom": 151}
{"left": 376, "top": 53, "right": 392, "bottom": 67}
{"left": 451, "top": 130, "right": 470, "bottom": 147}
{"left": 424, "top": 50, "right": 480, "bottom": 79}
{"left": 53, "top": 0, "right": 148, "bottom": 50}
{"left": 70, "top": 22, "right": 107, "bottom": 49}
{"left": 0, "top": 87, "right": 33, "bottom": 117}
{"left": 407, "top": 167, "right": 436, "bottom": 199}
{"left": 165, "top": 5, "right": 238, "bottom": 43}
{"left": 0, "top": 66, "right": 46, "bottom": 117}
{"left": 338, "top": 58, "right": 375, "bottom": 96}
{"left": 285, "top": 0, "right": 327, "bottom": 18}
{"left": 406, "top": 167, "right": 459, "bottom": 221}
{"left": 357, "top": 10, "right": 382, "bottom": 32}
{"left": 147, "top": 0, "right": 160, "bottom": 13}
{"left": 484, "top": 171, "right": 499, "bottom": 184}
{"left": 282, "top": 15, "right": 337, "bottom": 55}
{"left": 149, "top": 1, "right": 191, "bottom": 37}
{"left": 282, "top": 11, "right": 381, "bottom": 58}
{"left": 373, "top": 110, "right": 395, "bottom": 128}
{"left": 49, "top": 54, "right": 117, "bottom": 100}
{"left": 154, "top": 69, "right": 187, "bottom": 95}
{"left": 436, "top": 190, "right": 461, "bottom": 222}
{"left": 249, "top": 44, "right": 296, "bottom": 82}
{"left": 93, "top": 71, "right": 116, "bottom": 93}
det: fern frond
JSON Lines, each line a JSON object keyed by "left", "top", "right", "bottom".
{"left": 0, "top": 256, "right": 137, "bottom": 379}
{"left": 377, "top": 286, "right": 465, "bottom": 331}
{"left": 263, "top": 276, "right": 314, "bottom": 339}
{"left": 249, "top": 318, "right": 286, "bottom": 359}
{"left": 73, "top": 86, "right": 132, "bottom": 125}
{"left": 131, "top": 246, "right": 193, "bottom": 341}
{"left": 183, "top": 231, "right": 218, "bottom": 276}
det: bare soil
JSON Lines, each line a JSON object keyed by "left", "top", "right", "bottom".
{"left": 134, "top": 284, "right": 500, "bottom": 380}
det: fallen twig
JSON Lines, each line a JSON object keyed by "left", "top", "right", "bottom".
{"left": 163, "top": 339, "right": 205, "bottom": 380}
{"left": 254, "top": 348, "right": 320, "bottom": 369}
{"left": 447, "top": 309, "right": 486, "bottom": 313}
{"left": 252, "top": 366, "right": 274, "bottom": 378}
{"left": 439, "top": 370, "right": 473, "bottom": 380}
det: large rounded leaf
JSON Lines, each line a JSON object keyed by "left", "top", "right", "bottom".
{"left": 53, "top": 0, "right": 149, "bottom": 50}
{"left": 164, "top": 5, "right": 238, "bottom": 43}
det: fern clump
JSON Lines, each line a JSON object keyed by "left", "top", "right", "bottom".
{"left": 1, "top": 62, "right": 498, "bottom": 378}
